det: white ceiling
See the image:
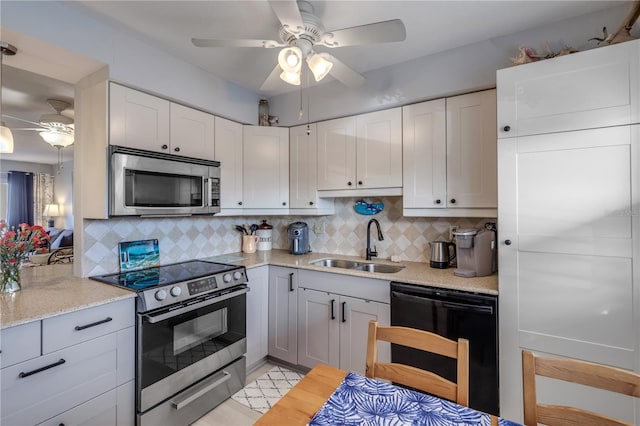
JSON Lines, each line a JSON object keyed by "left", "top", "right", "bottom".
{"left": 73, "top": 0, "right": 630, "bottom": 95}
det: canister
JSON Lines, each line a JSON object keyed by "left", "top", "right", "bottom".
{"left": 256, "top": 219, "right": 273, "bottom": 251}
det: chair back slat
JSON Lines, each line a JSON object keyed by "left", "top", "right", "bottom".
{"left": 374, "top": 362, "right": 458, "bottom": 401}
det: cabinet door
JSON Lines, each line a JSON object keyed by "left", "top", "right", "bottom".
{"left": 246, "top": 266, "right": 269, "bottom": 369}
{"left": 339, "top": 296, "right": 390, "bottom": 375}
{"left": 169, "top": 103, "right": 215, "bottom": 160}
{"left": 268, "top": 266, "right": 298, "bottom": 364}
{"left": 243, "top": 126, "right": 289, "bottom": 208}
{"left": 290, "top": 123, "right": 318, "bottom": 208}
{"left": 356, "top": 108, "right": 402, "bottom": 189}
{"left": 402, "top": 99, "right": 447, "bottom": 208}
{"left": 109, "top": 83, "right": 170, "bottom": 152}
{"left": 446, "top": 90, "right": 497, "bottom": 208}
{"left": 317, "top": 116, "right": 356, "bottom": 190}
{"left": 214, "top": 116, "right": 244, "bottom": 209}
{"left": 297, "top": 288, "right": 340, "bottom": 369}
{"left": 498, "top": 125, "right": 637, "bottom": 422}
{"left": 497, "top": 40, "right": 639, "bottom": 138}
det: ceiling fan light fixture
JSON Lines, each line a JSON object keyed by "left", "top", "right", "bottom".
{"left": 280, "top": 69, "right": 301, "bottom": 86}
{"left": 39, "top": 130, "right": 74, "bottom": 148}
{"left": 307, "top": 52, "right": 333, "bottom": 82}
{"left": 278, "top": 46, "right": 302, "bottom": 73}
{"left": 0, "top": 123, "right": 14, "bottom": 154}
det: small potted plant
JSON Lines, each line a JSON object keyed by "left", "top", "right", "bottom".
{"left": 0, "top": 221, "right": 49, "bottom": 293}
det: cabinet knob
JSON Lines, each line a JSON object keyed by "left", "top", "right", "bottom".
{"left": 450, "top": 198, "right": 456, "bottom": 204}
{"left": 503, "top": 125, "right": 511, "bottom": 132}
{"left": 282, "top": 202, "right": 287, "bottom": 206}
{"left": 435, "top": 199, "right": 441, "bottom": 205}
{"left": 309, "top": 201, "right": 314, "bottom": 206}
{"left": 504, "top": 239, "right": 512, "bottom": 246}
{"left": 347, "top": 181, "right": 352, "bottom": 186}
{"left": 174, "top": 147, "right": 180, "bottom": 152}
{"left": 238, "top": 201, "right": 243, "bottom": 206}
{"left": 161, "top": 144, "right": 168, "bottom": 150}
{"left": 358, "top": 180, "right": 363, "bottom": 185}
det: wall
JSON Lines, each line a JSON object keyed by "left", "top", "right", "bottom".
{"left": 83, "top": 196, "right": 491, "bottom": 276}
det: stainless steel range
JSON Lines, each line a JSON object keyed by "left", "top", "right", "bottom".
{"left": 91, "top": 260, "right": 248, "bottom": 426}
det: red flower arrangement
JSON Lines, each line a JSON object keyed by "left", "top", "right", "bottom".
{"left": 0, "top": 221, "right": 50, "bottom": 292}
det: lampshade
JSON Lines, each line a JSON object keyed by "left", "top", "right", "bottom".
{"left": 280, "top": 70, "right": 301, "bottom": 86}
{"left": 306, "top": 53, "right": 333, "bottom": 82}
{"left": 39, "top": 130, "right": 74, "bottom": 148}
{"left": 0, "top": 123, "right": 14, "bottom": 153}
{"left": 278, "top": 46, "right": 302, "bottom": 73}
{"left": 43, "top": 203, "right": 61, "bottom": 217}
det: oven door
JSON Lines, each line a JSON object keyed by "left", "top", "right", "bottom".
{"left": 137, "top": 286, "right": 247, "bottom": 413}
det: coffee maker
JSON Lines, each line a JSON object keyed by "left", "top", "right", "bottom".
{"left": 288, "top": 222, "right": 310, "bottom": 255}
{"left": 452, "top": 228, "right": 496, "bottom": 277}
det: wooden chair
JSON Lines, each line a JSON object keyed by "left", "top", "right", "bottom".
{"left": 365, "top": 320, "right": 469, "bottom": 406}
{"left": 522, "top": 350, "right": 640, "bottom": 426}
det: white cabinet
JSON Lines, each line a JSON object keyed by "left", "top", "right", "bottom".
{"left": 297, "top": 270, "right": 390, "bottom": 375}
{"left": 403, "top": 90, "right": 497, "bottom": 217}
{"left": 110, "top": 83, "right": 215, "bottom": 160}
{"left": 0, "top": 298, "right": 135, "bottom": 426}
{"left": 243, "top": 125, "right": 289, "bottom": 209}
{"left": 496, "top": 39, "right": 639, "bottom": 138}
{"left": 498, "top": 125, "right": 639, "bottom": 423}
{"left": 246, "top": 266, "right": 269, "bottom": 371}
{"left": 214, "top": 116, "right": 244, "bottom": 209}
{"left": 289, "top": 123, "right": 334, "bottom": 214}
{"left": 297, "top": 288, "right": 389, "bottom": 376}
{"left": 268, "top": 266, "right": 298, "bottom": 364}
{"left": 317, "top": 108, "right": 402, "bottom": 196}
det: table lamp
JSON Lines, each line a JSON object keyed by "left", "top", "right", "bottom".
{"left": 43, "top": 204, "right": 60, "bottom": 228}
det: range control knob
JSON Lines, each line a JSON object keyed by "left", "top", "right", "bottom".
{"left": 223, "top": 273, "right": 232, "bottom": 283}
{"left": 155, "top": 289, "right": 167, "bottom": 301}
{"left": 170, "top": 286, "right": 182, "bottom": 297}
{"left": 233, "top": 271, "right": 242, "bottom": 280}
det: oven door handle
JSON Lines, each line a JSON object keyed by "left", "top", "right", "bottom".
{"left": 142, "top": 286, "right": 248, "bottom": 324}
{"left": 170, "top": 369, "right": 232, "bottom": 410}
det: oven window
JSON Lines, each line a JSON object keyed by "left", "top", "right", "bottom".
{"left": 124, "top": 169, "right": 203, "bottom": 207}
{"left": 139, "top": 293, "right": 245, "bottom": 389}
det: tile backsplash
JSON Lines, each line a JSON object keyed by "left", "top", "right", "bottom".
{"left": 82, "top": 196, "right": 494, "bottom": 276}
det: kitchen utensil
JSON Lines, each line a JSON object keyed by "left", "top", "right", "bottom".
{"left": 235, "top": 225, "right": 248, "bottom": 235}
{"left": 250, "top": 224, "right": 258, "bottom": 235}
{"left": 429, "top": 240, "right": 456, "bottom": 269}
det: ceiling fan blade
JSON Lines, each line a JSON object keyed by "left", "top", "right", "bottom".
{"left": 2, "top": 114, "right": 42, "bottom": 127}
{"left": 324, "top": 54, "right": 365, "bottom": 88}
{"left": 269, "top": 0, "right": 304, "bottom": 35}
{"left": 320, "top": 19, "right": 406, "bottom": 48}
{"left": 260, "top": 64, "right": 284, "bottom": 92}
{"left": 12, "top": 128, "right": 44, "bottom": 131}
{"left": 192, "top": 38, "right": 282, "bottom": 48}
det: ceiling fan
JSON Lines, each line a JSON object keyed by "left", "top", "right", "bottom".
{"left": 191, "top": 0, "right": 406, "bottom": 90}
{"left": 4, "top": 99, "right": 75, "bottom": 148}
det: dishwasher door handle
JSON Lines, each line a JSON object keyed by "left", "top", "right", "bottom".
{"left": 392, "top": 291, "right": 494, "bottom": 315}
{"left": 440, "top": 301, "right": 494, "bottom": 315}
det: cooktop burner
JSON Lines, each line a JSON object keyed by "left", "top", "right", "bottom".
{"left": 90, "top": 260, "right": 240, "bottom": 291}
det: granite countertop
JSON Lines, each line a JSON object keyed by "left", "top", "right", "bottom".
{"left": 203, "top": 249, "right": 498, "bottom": 295}
{"left": 1, "top": 263, "right": 135, "bottom": 330}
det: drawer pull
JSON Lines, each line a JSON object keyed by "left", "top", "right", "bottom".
{"left": 74, "top": 317, "right": 113, "bottom": 331}
{"left": 19, "top": 358, "right": 66, "bottom": 378}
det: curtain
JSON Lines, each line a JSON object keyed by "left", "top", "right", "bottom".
{"left": 33, "top": 172, "right": 54, "bottom": 227}
{"left": 6, "top": 171, "right": 34, "bottom": 228}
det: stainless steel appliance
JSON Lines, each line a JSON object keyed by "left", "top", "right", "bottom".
{"left": 288, "top": 221, "right": 310, "bottom": 255}
{"left": 452, "top": 228, "right": 496, "bottom": 277}
{"left": 90, "top": 260, "right": 248, "bottom": 426}
{"left": 109, "top": 145, "right": 221, "bottom": 217}
{"left": 390, "top": 282, "right": 499, "bottom": 415}
{"left": 429, "top": 241, "right": 456, "bottom": 269}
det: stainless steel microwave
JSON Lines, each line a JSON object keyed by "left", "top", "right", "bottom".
{"left": 109, "top": 145, "right": 220, "bottom": 217}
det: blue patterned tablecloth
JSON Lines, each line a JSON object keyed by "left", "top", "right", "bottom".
{"left": 309, "top": 371, "right": 521, "bottom": 426}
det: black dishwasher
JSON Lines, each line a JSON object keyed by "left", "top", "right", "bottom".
{"left": 390, "top": 282, "right": 498, "bottom": 415}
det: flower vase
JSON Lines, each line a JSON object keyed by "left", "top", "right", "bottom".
{"left": 0, "top": 260, "right": 22, "bottom": 293}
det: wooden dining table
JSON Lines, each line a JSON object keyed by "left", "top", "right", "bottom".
{"left": 254, "top": 363, "right": 504, "bottom": 426}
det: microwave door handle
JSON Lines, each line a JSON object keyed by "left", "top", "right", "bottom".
{"left": 205, "top": 177, "right": 212, "bottom": 207}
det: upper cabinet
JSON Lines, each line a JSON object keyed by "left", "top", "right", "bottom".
{"left": 289, "top": 124, "right": 334, "bottom": 214}
{"left": 110, "top": 83, "right": 214, "bottom": 160}
{"left": 214, "top": 116, "right": 244, "bottom": 210}
{"left": 497, "top": 40, "right": 639, "bottom": 138}
{"left": 317, "top": 108, "right": 402, "bottom": 197}
{"left": 403, "top": 89, "right": 497, "bottom": 217}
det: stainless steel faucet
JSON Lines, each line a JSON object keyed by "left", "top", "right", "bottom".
{"left": 366, "top": 218, "right": 384, "bottom": 260}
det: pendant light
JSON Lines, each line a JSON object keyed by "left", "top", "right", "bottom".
{"left": 0, "top": 41, "right": 17, "bottom": 154}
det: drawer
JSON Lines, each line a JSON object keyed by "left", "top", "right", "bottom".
{"left": 1, "top": 333, "right": 117, "bottom": 425}
{"left": 42, "top": 298, "right": 134, "bottom": 353}
{"left": 37, "top": 388, "right": 116, "bottom": 426}
{"left": 0, "top": 321, "right": 40, "bottom": 368}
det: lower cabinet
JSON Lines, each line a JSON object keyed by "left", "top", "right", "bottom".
{"left": 297, "top": 288, "right": 390, "bottom": 375}
{"left": 0, "top": 298, "right": 135, "bottom": 426}
{"left": 268, "top": 266, "right": 298, "bottom": 365}
{"left": 246, "top": 265, "right": 269, "bottom": 370}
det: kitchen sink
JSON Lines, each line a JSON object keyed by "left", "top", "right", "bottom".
{"left": 310, "top": 258, "right": 404, "bottom": 274}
